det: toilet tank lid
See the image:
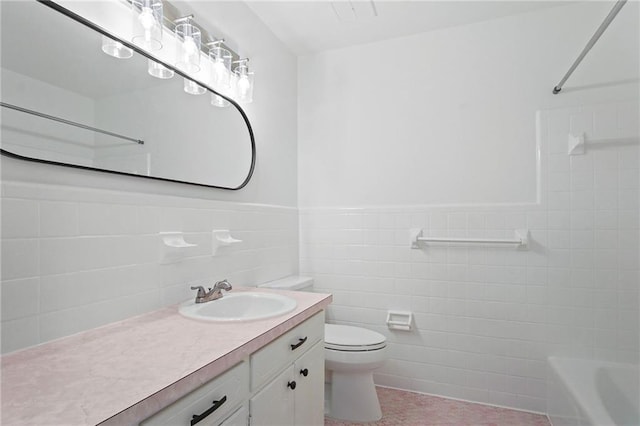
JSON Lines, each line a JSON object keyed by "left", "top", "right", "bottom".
{"left": 258, "top": 276, "right": 313, "bottom": 290}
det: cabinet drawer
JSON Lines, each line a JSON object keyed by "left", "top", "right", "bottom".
{"left": 251, "top": 311, "right": 324, "bottom": 391}
{"left": 219, "top": 404, "right": 248, "bottom": 426}
{"left": 141, "top": 360, "right": 249, "bottom": 426}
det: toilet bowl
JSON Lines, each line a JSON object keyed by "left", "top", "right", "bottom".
{"left": 259, "top": 276, "right": 388, "bottom": 422}
{"left": 324, "top": 324, "right": 387, "bottom": 422}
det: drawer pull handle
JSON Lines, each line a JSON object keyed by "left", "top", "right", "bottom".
{"left": 190, "top": 395, "right": 227, "bottom": 426}
{"left": 300, "top": 368, "right": 309, "bottom": 377}
{"left": 290, "top": 337, "right": 307, "bottom": 351}
{"left": 287, "top": 380, "right": 297, "bottom": 390}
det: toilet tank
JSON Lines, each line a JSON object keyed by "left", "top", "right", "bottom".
{"left": 259, "top": 276, "right": 314, "bottom": 292}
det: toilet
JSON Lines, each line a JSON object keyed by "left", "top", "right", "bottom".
{"left": 259, "top": 276, "right": 388, "bottom": 422}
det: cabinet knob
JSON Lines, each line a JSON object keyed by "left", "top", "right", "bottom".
{"left": 300, "top": 368, "right": 309, "bottom": 377}
{"left": 287, "top": 380, "right": 297, "bottom": 390}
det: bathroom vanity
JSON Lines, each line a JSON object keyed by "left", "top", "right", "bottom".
{"left": 0, "top": 287, "right": 331, "bottom": 425}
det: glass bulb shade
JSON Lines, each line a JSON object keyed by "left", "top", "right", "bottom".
{"left": 211, "top": 93, "right": 230, "bottom": 108}
{"left": 101, "top": 35, "right": 133, "bottom": 59}
{"left": 131, "top": 0, "right": 163, "bottom": 51}
{"left": 175, "top": 23, "right": 201, "bottom": 73}
{"left": 148, "top": 59, "right": 174, "bottom": 79}
{"left": 233, "top": 67, "right": 254, "bottom": 104}
{"left": 183, "top": 78, "right": 206, "bottom": 95}
{"left": 208, "top": 46, "right": 232, "bottom": 90}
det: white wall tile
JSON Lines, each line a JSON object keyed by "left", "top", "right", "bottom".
{"left": 1, "top": 199, "right": 38, "bottom": 239}
{"left": 2, "top": 182, "right": 299, "bottom": 353}
{"left": 1, "top": 316, "right": 39, "bottom": 354}
{"left": 40, "top": 202, "right": 78, "bottom": 237}
{"left": 1, "top": 239, "right": 39, "bottom": 280}
{"left": 1, "top": 278, "right": 39, "bottom": 321}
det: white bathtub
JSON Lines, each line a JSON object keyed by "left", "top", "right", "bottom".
{"left": 548, "top": 357, "right": 639, "bottom": 426}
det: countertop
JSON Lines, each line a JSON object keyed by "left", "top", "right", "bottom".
{"left": 1, "top": 287, "right": 332, "bottom": 426}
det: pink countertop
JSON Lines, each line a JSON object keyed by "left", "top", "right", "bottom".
{"left": 1, "top": 287, "right": 332, "bottom": 426}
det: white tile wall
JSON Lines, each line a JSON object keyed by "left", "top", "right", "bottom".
{"left": 0, "top": 182, "right": 298, "bottom": 353}
{"left": 300, "top": 100, "right": 639, "bottom": 413}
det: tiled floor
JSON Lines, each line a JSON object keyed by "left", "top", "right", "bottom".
{"left": 325, "top": 387, "right": 551, "bottom": 426}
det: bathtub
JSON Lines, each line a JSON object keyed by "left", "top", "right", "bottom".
{"left": 548, "top": 357, "right": 639, "bottom": 426}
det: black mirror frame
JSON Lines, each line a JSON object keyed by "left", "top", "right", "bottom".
{"left": 1, "top": 0, "right": 256, "bottom": 191}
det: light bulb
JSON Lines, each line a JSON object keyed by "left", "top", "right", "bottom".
{"left": 138, "top": 7, "right": 155, "bottom": 29}
{"left": 131, "top": 0, "right": 162, "bottom": 51}
{"left": 238, "top": 75, "right": 251, "bottom": 97}
{"left": 212, "top": 60, "right": 227, "bottom": 85}
{"left": 183, "top": 36, "right": 198, "bottom": 55}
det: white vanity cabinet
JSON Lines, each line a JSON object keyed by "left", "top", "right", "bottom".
{"left": 219, "top": 404, "right": 249, "bottom": 426}
{"left": 140, "top": 312, "right": 325, "bottom": 426}
{"left": 249, "top": 312, "right": 325, "bottom": 426}
{"left": 293, "top": 341, "right": 325, "bottom": 425}
{"left": 140, "top": 361, "right": 250, "bottom": 426}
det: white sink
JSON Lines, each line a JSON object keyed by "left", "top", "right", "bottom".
{"left": 179, "top": 292, "right": 297, "bottom": 322}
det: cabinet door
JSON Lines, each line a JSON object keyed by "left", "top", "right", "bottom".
{"left": 294, "top": 341, "right": 325, "bottom": 426}
{"left": 249, "top": 366, "right": 295, "bottom": 426}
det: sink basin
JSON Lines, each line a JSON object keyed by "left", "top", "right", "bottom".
{"left": 179, "top": 292, "right": 297, "bottom": 322}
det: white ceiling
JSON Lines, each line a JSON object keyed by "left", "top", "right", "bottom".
{"left": 245, "top": 1, "right": 571, "bottom": 55}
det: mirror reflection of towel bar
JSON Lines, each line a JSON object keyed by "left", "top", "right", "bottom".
{"left": 0, "top": 101, "right": 144, "bottom": 145}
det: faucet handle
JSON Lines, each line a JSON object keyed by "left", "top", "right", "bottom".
{"left": 190, "top": 286, "right": 207, "bottom": 297}
{"left": 213, "top": 279, "right": 232, "bottom": 291}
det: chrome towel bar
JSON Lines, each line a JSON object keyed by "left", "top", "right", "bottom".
{"left": 410, "top": 228, "right": 529, "bottom": 249}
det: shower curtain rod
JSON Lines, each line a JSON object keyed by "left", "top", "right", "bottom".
{"left": 0, "top": 102, "right": 145, "bottom": 145}
{"left": 552, "top": 0, "right": 627, "bottom": 94}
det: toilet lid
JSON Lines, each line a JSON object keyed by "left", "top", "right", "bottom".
{"left": 324, "top": 324, "right": 386, "bottom": 351}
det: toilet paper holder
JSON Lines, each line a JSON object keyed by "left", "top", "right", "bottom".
{"left": 386, "top": 311, "right": 413, "bottom": 331}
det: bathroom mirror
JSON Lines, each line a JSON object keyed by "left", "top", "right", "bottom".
{"left": 0, "top": 1, "right": 255, "bottom": 189}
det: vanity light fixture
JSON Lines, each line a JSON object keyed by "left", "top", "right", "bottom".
{"left": 183, "top": 78, "right": 206, "bottom": 95}
{"left": 131, "top": 0, "right": 163, "bottom": 51}
{"left": 101, "top": 35, "right": 133, "bottom": 58}
{"left": 208, "top": 40, "right": 232, "bottom": 90}
{"left": 174, "top": 15, "right": 201, "bottom": 73}
{"left": 233, "top": 59, "right": 254, "bottom": 104}
{"left": 207, "top": 40, "right": 232, "bottom": 107}
{"left": 117, "top": 0, "right": 256, "bottom": 105}
{"left": 148, "top": 59, "right": 174, "bottom": 79}
{"left": 211, "top": 93, "right": 230, "bottom": 108}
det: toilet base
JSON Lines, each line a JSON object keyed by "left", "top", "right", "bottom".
{"left": 327, "top": 371, "right": 382, "bottom": 422}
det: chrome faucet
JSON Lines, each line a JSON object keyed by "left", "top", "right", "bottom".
{"left": 190, "top": 279, "right": 233, "bottom": 303}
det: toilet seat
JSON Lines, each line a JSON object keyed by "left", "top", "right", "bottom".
{"left": 325, "top": 324, "right": 386, "bottom": 352}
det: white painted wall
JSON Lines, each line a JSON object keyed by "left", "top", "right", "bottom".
{"left": 298, "top": 1, "right": 639, "bottom": 207}
{"left": 1, "top": 0, "right": 299, "bottom": 352}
